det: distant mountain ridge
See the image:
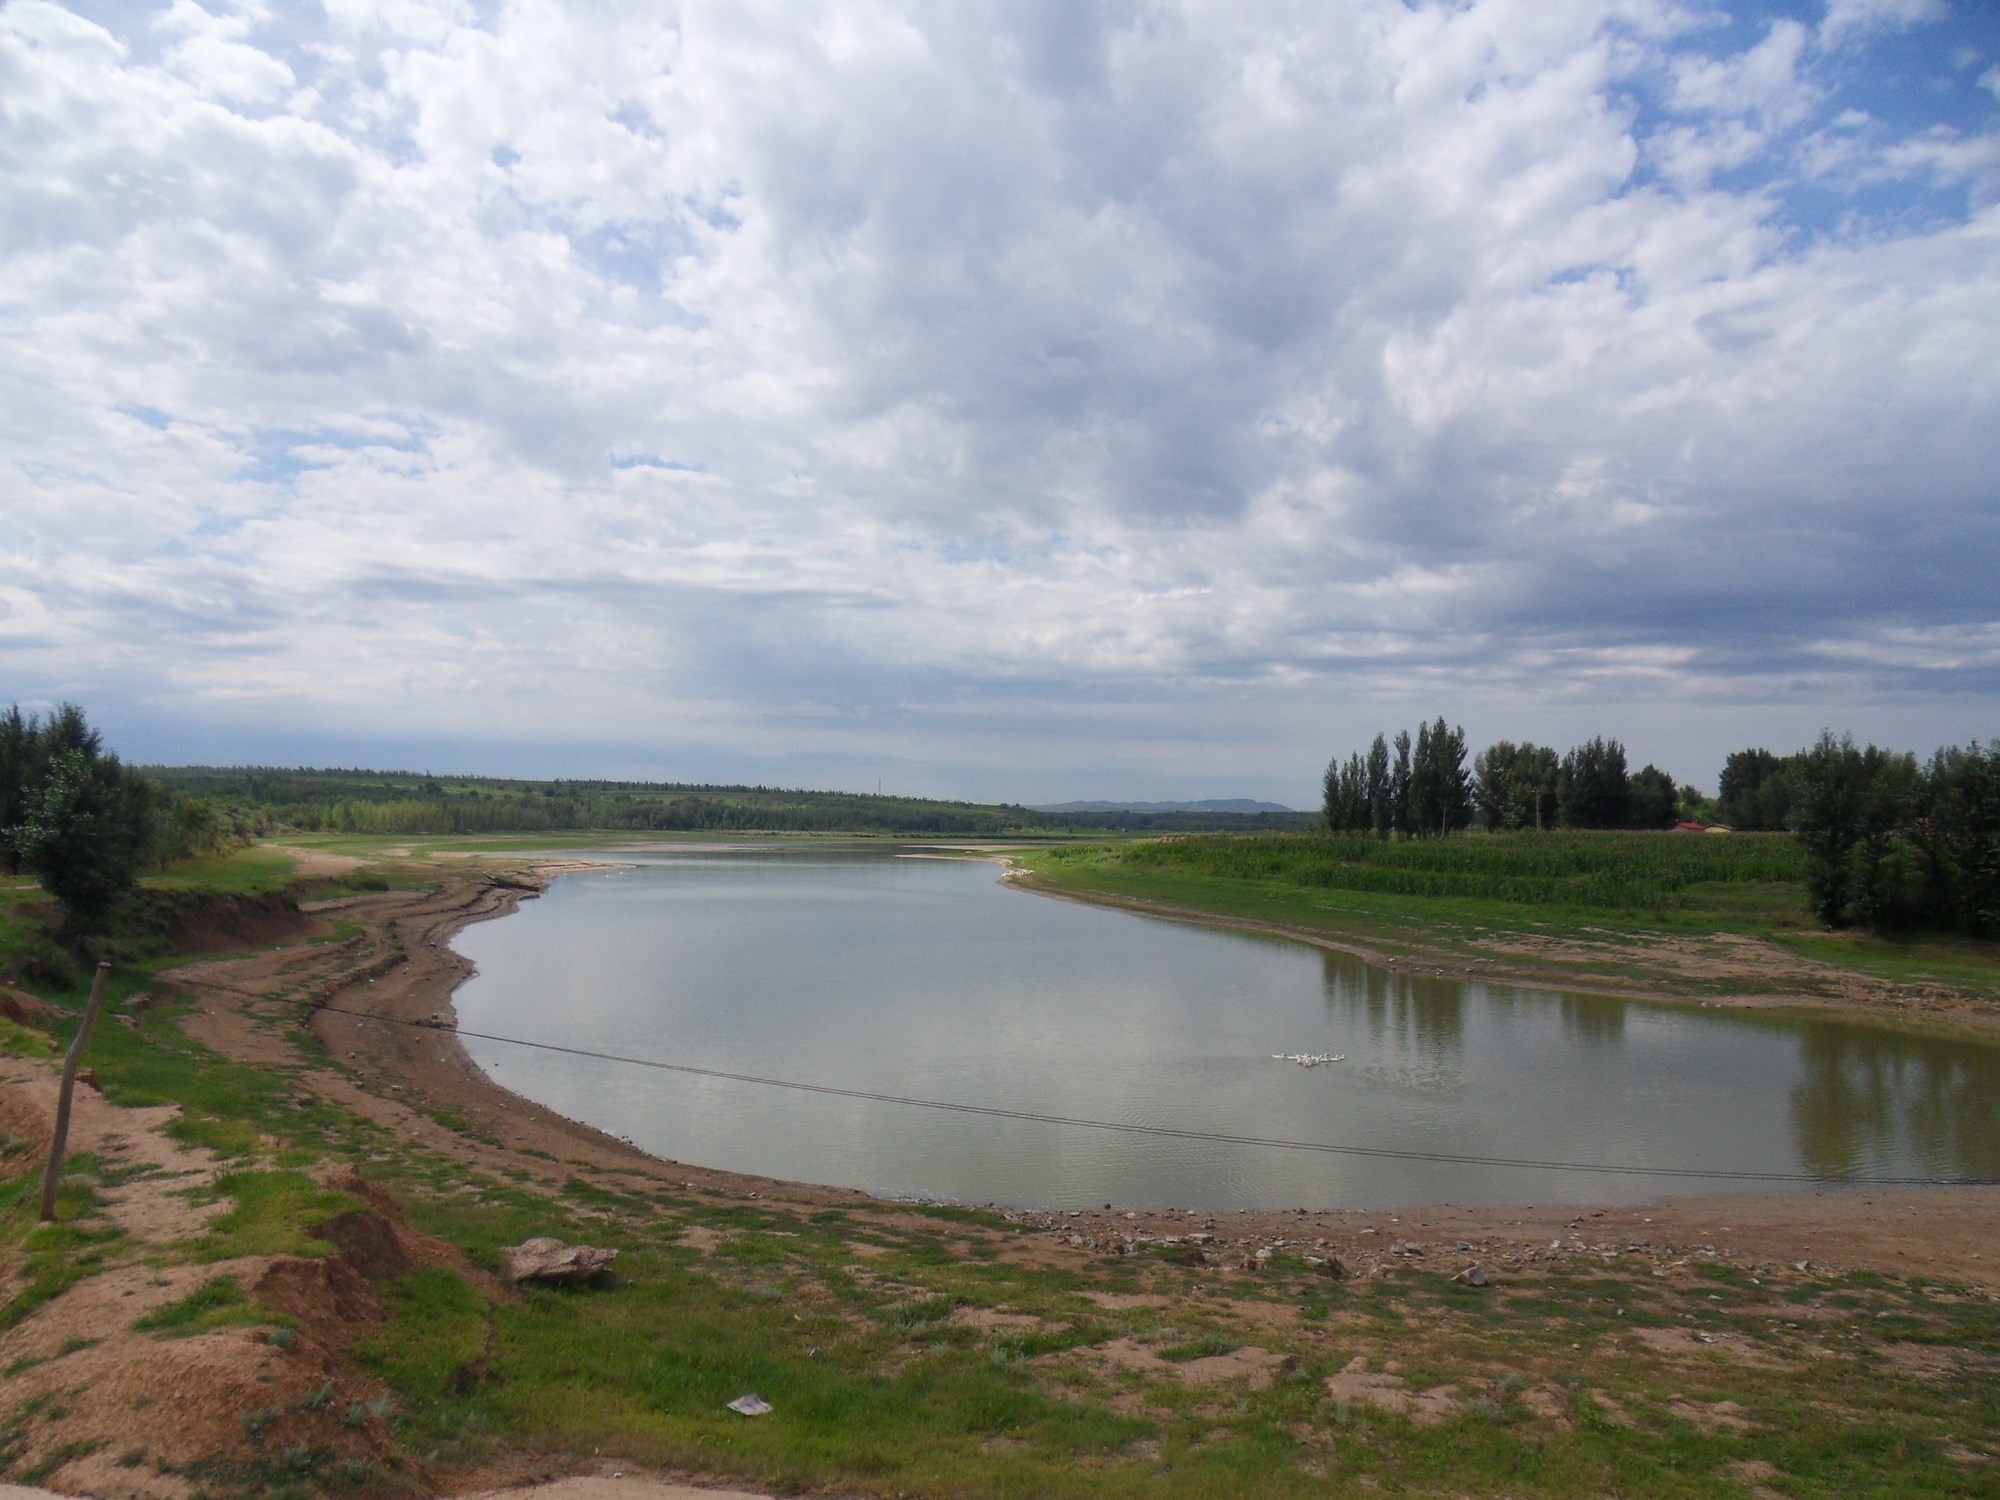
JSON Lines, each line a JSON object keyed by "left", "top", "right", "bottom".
{"left": 1031, "top": 798, "right": 1296, "bottom": 814}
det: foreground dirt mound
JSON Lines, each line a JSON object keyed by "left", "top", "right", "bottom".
{"left": 150, "top": 891, "right": 329, "bottom": 956}
{"left": 0, "top": 1051, "right": 467, "bottom": 1499}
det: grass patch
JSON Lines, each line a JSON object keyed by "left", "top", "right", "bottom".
{"left": 166, "top": 1110, "right": 268, "bottom": 1159}
{"left": 1157, "top": 1334, "right": 1237, "bottom": 1362}
{"left": 132, "top": 1274, "right": 258, "bottom": 1335}
{"left": 1051, "top": 830, "right": 1808, "bottom": 912}
{"left": 187, "top": 1170, "right": 358, "bottom": 1260}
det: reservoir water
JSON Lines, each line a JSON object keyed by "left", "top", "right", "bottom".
{"left": 448, "top": 848, "right": 2000, "bottom": 1209}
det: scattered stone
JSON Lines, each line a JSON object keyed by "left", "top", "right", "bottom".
{"left": 727, "top": 1393, "right": 773, "bottom": 1417}
{"left": 502, "top": 1236, "right": 619, "bottom": 1285}
{"left": 1453, "top": 1264, "right": 1487, "bottom": 1288}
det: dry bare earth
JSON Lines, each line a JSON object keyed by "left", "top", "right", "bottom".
{"left": 0, "top": 1048, "right": 432, "bottom": 1497}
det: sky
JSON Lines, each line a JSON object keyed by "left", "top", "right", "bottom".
{"left": 2, "top": 0, "right": 1996, "bottom": 807}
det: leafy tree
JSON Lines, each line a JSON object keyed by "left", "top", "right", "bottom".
{"left": 0, "top": 705, "right": 42, "bottom": 874}
{"left": 1335, "top": 719, "right": 1470, "bottom": 838}
{"left": 1513, "top": 744, "right": 1559, "bottom": 830}
{"left": 1432, "top": 718, "right": 1472, "bottom": 835}
{"left": 0, "top": 702, "right": 189, "bottom": 933}
{"left": 16, "top": 745, "right": 154, "bottom": 933}
{"left": 1366, "top": 734, "right": 1391, "bottom": 840}
{"left": 1472, "top": 740, "right": 1515, "bottom": 831}
{"left": 1912, "top": 741, "right": 2000, "bottom": 937}
{"left": 1411, "top": 720, "right": 1439, "bottom": 836}
{"left": 1390, "top": 730, "right": 1412, "bottom": 837}
{"left": 1474, "top": 739, "right": 1561, "bottom": 830}
{"left": 1716, "top": 748, "right": 1793, "bottom": 831}
{"left": 1558, "top": 738, "right": 1630, "bottom": 829}
{"left": 1627, "top": 764, "right": 1679, "bottom": 829}
{"left": 1790, "top": 731, "right": 1917, "bottom": 928}
{"left": 1323, "top": 750, "right": 1372, "bottom": 833}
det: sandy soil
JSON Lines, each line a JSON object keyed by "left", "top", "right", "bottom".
{"left": 5, "top": 864, "right": 1996, "bottom": 1499}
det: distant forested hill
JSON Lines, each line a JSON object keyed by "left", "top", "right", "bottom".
{"left": 1034, "top": 799, "right": 1298, "bottom": 814}
{"left": 142, "top": 767, "right": 1314, "bottom": 837}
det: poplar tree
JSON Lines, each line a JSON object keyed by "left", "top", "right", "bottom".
{"left": 1366, "top": 735, "right": 1391, "bottom": 840}
{"left": 1390, "top": 730, "right": 1412, "bottom": 836}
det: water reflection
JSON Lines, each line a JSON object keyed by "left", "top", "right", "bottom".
{"left": 1320, "top": 951, "right": 1629, "bottom": 1054}
{"left": 1323, "top": 950, "right": 1466, "bottom": 1057}
{"left": 1791, "top": 1023, "right": 2000, "bottom": 1181}
{"left": 449, "top": 850, "right": 2000, "bottom": 1208}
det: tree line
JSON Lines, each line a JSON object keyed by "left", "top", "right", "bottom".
{"left": 1779, "top": 732, "right": 1997, "bottom": 935}
{"left": 1, "top": 705, "right": 238, "bottom": 931}
{"left": 1323, "top": 720, "right": 1998, "bottom": 937}
{"left": 150, "top": 766, "right": 1316, "bottom": 837}
{"left": 1323, "top": 723, "right": 1682, "bottom": 836}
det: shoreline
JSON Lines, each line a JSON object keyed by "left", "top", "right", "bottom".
{"left": 998, "top": 859, "right": 2000, "bottom": 1044}
{"left": 12, "top": 855, "right": 1990, "bottom": 1497}
{"left": 239, "top": 863, "right": 1999, "bottom": 1292}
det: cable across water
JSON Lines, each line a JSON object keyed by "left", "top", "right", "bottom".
{"left": 310, "top": 1001, "right": 1995, "bottom": 1189}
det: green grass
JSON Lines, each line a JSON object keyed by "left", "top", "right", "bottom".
{"left": 132, "top": 1274, "right": 260, "bottom": 1335}
{"left": 1052, "top": 830, "right": 1808, "bottom": 911}
{"left": 0, "top": 1173, "right": 123, "bottom": 1333}
{"left": 187, "top": 1170, "right": 360, "bottom": 1260}
{"left": 1016, "top": 836, "right": 2000, "bottom": 1007}
{"left": 141, "top": 846, "right": 305, "bottom": 897}
{"left": 1774, "top": 930, "right": 2000, "bottom": 992}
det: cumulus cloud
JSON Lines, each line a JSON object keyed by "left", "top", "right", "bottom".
{"left": 1820, "top": 0, "right": 1948, "bottom": 50}
{"left": 0, "top": 0, "right": 1995, "bottom": 798}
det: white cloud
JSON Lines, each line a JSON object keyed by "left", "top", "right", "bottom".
{"left": 1820, "top": 0, "right": 1947, "bottom": 50}
{"left": 1671, "top": 19, "right": 1813, "bottom": 127}
{"left": 0, "top": 0, "right": 1995, "bottom": 798}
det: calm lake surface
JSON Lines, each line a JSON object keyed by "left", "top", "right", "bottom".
{"left": 448, "top": 849, "right": 2000, "bottom": 1209}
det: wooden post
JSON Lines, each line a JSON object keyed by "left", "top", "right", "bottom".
{"left": 40, "top": 961, "right": 111, "bottom": 1223}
